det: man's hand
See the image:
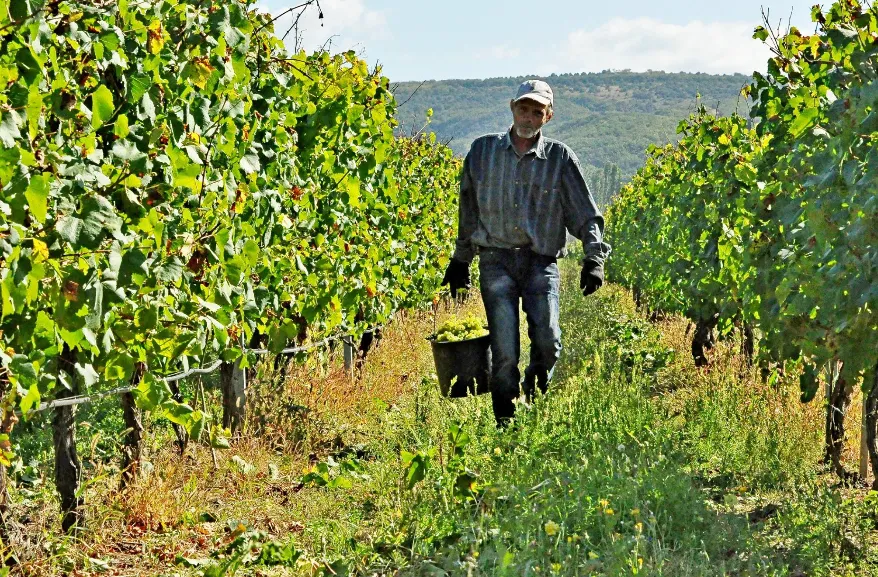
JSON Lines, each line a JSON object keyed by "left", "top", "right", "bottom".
{"left": 441, "top": 258, "right": 471, "bottom": 298}
{"left": 580, "top": 260, "right": 604, "bottom": 296}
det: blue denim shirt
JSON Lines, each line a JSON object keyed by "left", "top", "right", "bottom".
{"left": 452, "top": 128, "right": 611, "bottom": 265}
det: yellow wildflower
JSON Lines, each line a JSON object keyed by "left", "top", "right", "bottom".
{"left": 544, "top": 521, "right": 560, "bottom": 536}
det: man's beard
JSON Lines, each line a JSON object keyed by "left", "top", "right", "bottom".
{"left": 514, "top": 125, "right": 539, "bottom": 139}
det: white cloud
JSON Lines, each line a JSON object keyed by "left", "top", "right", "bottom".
{"left": 257, "top": 0, "right": 388, "bottom": 55}
{"left": 559, "top": 18, "right": 773, "bottom": 75}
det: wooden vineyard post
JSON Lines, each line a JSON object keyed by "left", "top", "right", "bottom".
{"left": 825, "top": 363, "right": 834, "bottom": 465}
{"left": 221, "top": 357, "right": 247, "bottom": 436}
{"left": 167, "top": 377, "right": 189, "bottom": 454}
{"left": 866, "top": 367, "right": 878, "bottom": 490}
{"left": 691, "top": 316, "right": 718, "bottom": 368}
{"left": 0, "top": 461, "right": 6, "bottom": 549}
{"left": 53, "top": 346, "right": 82, "bottom": 532}
{"left": 0, "top": 382, "right": 15, "bottom": 547}
{"left": 861, "top": 393, "right": 869, "bottom": 481}
{"left": 119, "top": 364, "right": 146, "bottom": 490}
{"left": 343, "top": 336, "right": 355, "bottom": 379}
{"left": 827, "top": 370, "right": 855, "bottom": 480}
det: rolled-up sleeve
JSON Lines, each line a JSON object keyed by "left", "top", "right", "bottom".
{"left": 452, "top": 150, "right": 478, "bottom": 263}
{"left": 560, "top": 152, "right": 612, "bottom": 265}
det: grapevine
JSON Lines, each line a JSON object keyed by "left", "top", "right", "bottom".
{"left": 607, "top": 0, "right": 878, "bottom": 483}
{"left": 0, "top": 0, "right": 459, "bottom": 458}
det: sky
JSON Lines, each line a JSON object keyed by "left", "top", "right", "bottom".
{"left": 256, "top": 0, "right": 821, "bottom": 82}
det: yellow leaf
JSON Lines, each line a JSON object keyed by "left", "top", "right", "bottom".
{"left": 32, "top": 239, "right": 48, "bottom": 263}
{"left": 229, "top": 522, "right": 247, "bottom": 538}
{"left": 189, "top": 59, "right": 214, "bottom": 89}
{"left": 147, "top": 21, "right": 165, "bottom": 55}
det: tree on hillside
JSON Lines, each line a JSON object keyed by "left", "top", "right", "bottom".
{"left": 584, "top": 163, "right": 623, "bottom": 209}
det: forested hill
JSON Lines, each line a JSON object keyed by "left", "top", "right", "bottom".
{"left": 391, "top": 71, "right": 753, "bottom": 178}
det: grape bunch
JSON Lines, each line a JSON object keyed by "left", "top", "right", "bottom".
{"left": 434, "top": 315, "right": 490, "bottom": 342}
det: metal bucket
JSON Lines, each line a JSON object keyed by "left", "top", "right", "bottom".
{"left": 428, "top": 334, "right": 492, "bottom": 398}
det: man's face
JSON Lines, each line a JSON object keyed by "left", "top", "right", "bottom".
{"left": 510, "top": 98, "right": 553, "bottom": 140}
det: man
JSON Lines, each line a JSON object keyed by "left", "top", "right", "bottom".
{"left": 441, "top": 79, "right": 611, "bottom": 426}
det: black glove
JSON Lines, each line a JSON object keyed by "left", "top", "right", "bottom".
{"left": 580, "top": 260, "right": 604, "bottom": 296}
{"left": 441, "top": 258, "right": 471, "bottom": 298}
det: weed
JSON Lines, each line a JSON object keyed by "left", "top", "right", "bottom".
{"left": 5, "top": 260, "right": 877, "bottom": 575}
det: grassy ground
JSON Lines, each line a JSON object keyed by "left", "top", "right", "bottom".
{"left": 6, "top": 259, "right": 878, "bottom": 576}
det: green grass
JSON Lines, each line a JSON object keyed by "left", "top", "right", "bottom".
{"left": 8, "top": 259, "right": 878, "bottom": 575}
{"left": 275, "top": 261, "right": 878, "bottom": 576}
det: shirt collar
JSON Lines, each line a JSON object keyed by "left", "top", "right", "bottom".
{"left": 503, "top": 126, "right": 547, "bottom": 160}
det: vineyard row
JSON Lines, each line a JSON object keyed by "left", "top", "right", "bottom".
{"left": 607, "top": 0, "right": 878, "bottom": 486}
{"left": 0, "top": 0, "right": 459, "bottom": 529}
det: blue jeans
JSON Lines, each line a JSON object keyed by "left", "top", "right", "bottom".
{"left": 478, "top": 248, "right": 561, "bottom": 424}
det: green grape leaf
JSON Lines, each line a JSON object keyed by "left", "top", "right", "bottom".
{"left": 242, "top": 239, "right": 260, "bottom": 266}
{"left": 240, "top": 153, "right": 260, "bottom": 174}
{"left": 111, "top": 140, "right": 145, "bottom": 161}
{"left": 134, "top": 373, "right": 172, "bottom": 411}
{"left": 134, "top": 307, "right": 157, "bottom": 330}
{"left": 118, "top": 248, "right": 147, "bottom": 287}
{"left": 9, "top": 0, "right": 31, "bottom": 21}
{"left": 0, "top": 109, "right": 21, "bottom": 147}
{"left": 128, "top": 74, "right": 151, "bottom": 103}
{"left": 25, "top": 173, "right": 50, "bottom": 224}
{"left": 113, "top": 114, "right": 130, "bottom": 139}
{"left": 788, "top": 107, "right": 818, "bottom": 138}
{"left": 9, "top": 355, "right": 37, "bottom": 388}
{"left": 345, "top": 176, "right": 361, "bottom": 207}
{"left": 19, "top": 384, "right": 40, "bottom": 416}
{"left": 26, "top": 83, "right": 42, "bottom": 138}
{"left": 91, "top": 85, "right": 115, "bottom": 129}
{"left": 104, "top": 352, "right": 135, "bottom": 381}
{"left": 161, "top": 401, "right": 195, "bottom": 427}
{"left": 140, "top": 93, "right": 155, "bottom": 122}
{"left": 156, "top": 258, "right": 183, "bottom": 284}
{"left": 57, "top": 196, "right": 122, "bottom": 249}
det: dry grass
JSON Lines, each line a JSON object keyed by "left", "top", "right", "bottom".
{"left": 7, "top": 283, "right": 877, "bottom": 575}
{"left": 4, "top": 296, "right": 487, "bottom": 576}
{"left": 650, "top": 308, "right": 871, "bottom": 486}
